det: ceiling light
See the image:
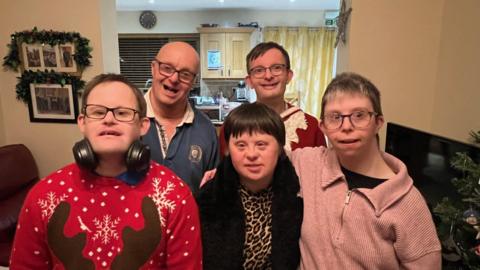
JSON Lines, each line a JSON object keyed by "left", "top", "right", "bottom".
{"left": 289, "top": 0, "right": 295, "bottom": 2}
{"left": 219, "top": 0, "right": 224, "bottom": 3}
{"left": 148, "top": 0, "right": 155, "bottom": 4}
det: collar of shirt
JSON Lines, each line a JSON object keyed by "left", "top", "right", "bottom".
{"left": 144, "top": 87, "right": 195, "bottom": 126}
{"left": 320, "top": 148, "right": 413, "bottom": 217}
{"left": 116, "top": 170, "right": 144, "bottom": 185}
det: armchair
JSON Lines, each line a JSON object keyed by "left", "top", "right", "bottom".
{"left": 0, "top": 144, "right": 39, "bottom": 266}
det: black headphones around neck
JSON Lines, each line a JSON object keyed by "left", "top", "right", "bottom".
{"left": 72, "top": 139, "right": 151, "bottom": 175}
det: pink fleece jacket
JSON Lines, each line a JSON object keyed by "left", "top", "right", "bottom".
{"left": 291, "top": 147, "right": 441, "bottom": 270}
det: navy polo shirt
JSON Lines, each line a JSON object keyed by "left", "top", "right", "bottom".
{"left": 142, "top": 92, "right": 219, "bottom": 193}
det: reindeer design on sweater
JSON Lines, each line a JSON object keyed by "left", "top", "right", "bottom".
{"left": 47, "top": 197, "right": 161, "bottom": 269}
{"left": 9, "top": 163, "right": 202, "bottom": 269}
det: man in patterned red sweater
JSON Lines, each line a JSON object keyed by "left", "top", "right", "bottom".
{"left": 219, "top": 42, "right": 326, "bottom": 157}
{"left": 10, "top": 74, "right": 202, "bottom": 269}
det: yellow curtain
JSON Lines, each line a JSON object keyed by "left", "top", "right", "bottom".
{"left": 264, "top": 27, "right": 336, "bottom": 117}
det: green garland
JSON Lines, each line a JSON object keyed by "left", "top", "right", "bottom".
{"left": 2, "top": 27, "right": 91, "bottom": 104}
{"left": 16, "top": 70, "right": 85, "bottom": 104}
{"left": 2, "top": 27, "right": 92, "bottom": 71}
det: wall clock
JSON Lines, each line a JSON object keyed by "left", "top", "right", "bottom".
{"left": 139, "top": 11, "right": 157, "bottom": 29}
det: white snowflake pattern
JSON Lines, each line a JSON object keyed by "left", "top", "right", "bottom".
{"left": 37, "top": 192, "right": 68, "bottom": 219}
{"left": 148, "top": 177, "right": 176, "bottom": 227}
{"left": 92, "top": 215, "right": 120, "bottom": 244}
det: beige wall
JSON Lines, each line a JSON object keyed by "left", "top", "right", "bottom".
{"left": 431, "top": 0, "right": 480, "bottom": 142}
{"left": 100, "top": 0, "right": 120, "bottom": 73}
{"left": 0, "top": 0, "right": 108, "bottom": 177}
{"left": 340, "top": 0, "right": 479, "bottom": 146}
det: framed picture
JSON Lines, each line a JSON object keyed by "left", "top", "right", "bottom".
{"left": 58, "top": 43, "right": 77, "bottom": 73}
{"left": 21, "top": 43, "right": 42, "bottom": 70}
{"left": 28, "top": 83, "right": 78, "bottom": 123}
{"left": 41, "top": 45, "right": 60, "bottom": 68}
{"left": 20, "top": 43, "right": 78, "bottom": 73}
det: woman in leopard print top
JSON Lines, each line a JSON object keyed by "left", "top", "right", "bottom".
{"left": 196, "top": 103, "right": 303, "bottom": 270}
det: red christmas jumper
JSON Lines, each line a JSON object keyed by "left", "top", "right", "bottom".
{"left": 10, "top": 162, "right": 202, "bottom": 270}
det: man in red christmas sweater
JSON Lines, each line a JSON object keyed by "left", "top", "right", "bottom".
{"left": 10, "top": 74, "right": 202, "bottom": 269}
{"left": 219, "top": 42, "right": 326, "bottom": 157}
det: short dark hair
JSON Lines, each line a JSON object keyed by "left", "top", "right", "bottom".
{"left": 223, "top": 102, "right": 285, "bottom": 147}
{"left": 81, "top": 74, "right": 147, "bottom": 118}
{"left": 246, "top": 42, "right": 291, "bottom": 72}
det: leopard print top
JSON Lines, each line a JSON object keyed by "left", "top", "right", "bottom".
{"left": 239, "top": 185, "right": 273, "bottom": 270}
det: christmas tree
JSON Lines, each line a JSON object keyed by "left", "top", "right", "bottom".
{"left": 434, "top": 130, "right": 480, "bottom": 269}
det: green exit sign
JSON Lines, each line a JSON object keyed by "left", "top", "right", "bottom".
{"left": 325, "top": 19, "right": 336, "bottom": 26}
{"left": 325, "top": 10, "right": 339, "bottom": 27}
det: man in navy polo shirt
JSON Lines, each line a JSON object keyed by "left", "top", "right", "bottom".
{"left": 143, "top": 41, "right": 219, "bottom": 192}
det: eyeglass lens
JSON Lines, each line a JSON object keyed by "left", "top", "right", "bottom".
{"left": 155, "top": 61, "right": 195, "bottom": 83}
{"left": 324, "top": 111, "right": 374, "bottom": 130}
{"left": 85, "top": 105, "right": 137, "bottom": 122}
{"left": 250, "top": 64, "right": 286, "bottom": 78}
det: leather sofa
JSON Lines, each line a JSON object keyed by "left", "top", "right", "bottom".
{"left": 0, "top": 144, "right": 39, "bottom": 266}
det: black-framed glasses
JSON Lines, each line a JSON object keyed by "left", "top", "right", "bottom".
{"left": 249, "top": 64, "right": 287, "bottom": 78}
{"left": 152, "top": 59, "right": 196, "bottom": 84}
{"left": 322, "top": 110, "right": 378, "bottom": 130}
{"left": 83, "top": 104, "right": 139, "bottom": 122}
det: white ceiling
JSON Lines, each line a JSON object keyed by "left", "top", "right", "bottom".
{"left": 116, "top": 0, "right": 340, "bottom": 11}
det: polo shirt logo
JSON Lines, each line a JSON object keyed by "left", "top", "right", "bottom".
{"left": 188, "top": 145, "right": 202, "bottom": 163}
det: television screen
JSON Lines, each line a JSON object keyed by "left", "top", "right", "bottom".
{"left": 385, "top": 122, "right": 480, "bottom": 209}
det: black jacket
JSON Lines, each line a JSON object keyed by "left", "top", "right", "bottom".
{"left": 195, "top": 155, "right": 303, "bottom": 270}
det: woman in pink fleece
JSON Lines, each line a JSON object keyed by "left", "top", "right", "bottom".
{"left": 290, "top": 72, "right": 442, "bottom": 269}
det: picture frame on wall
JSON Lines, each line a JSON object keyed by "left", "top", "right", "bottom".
{"left": 20, "top": 43, "right": 78, "bottom": 73}
{"left": 28, "top": 83, "right": 78, "bottom": 123}
{"left": 21, "top": 43, "right": 42, "bottom": 69}
{"left": 58, "top": 43, "right": 77, "bottom": 73}
{"left": 41, "top": 45, "right": 60, "bottom": 68}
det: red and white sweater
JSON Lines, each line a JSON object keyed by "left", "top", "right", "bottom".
{"left": 10, "top": 162, "right": 202, "bottom": 270}
{"left": 281, "top": 105, "right": 326, "bottom": 152}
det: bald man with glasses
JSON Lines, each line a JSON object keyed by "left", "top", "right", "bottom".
{"left": 143, "top": 41, "right": 219, "bottom": 193}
